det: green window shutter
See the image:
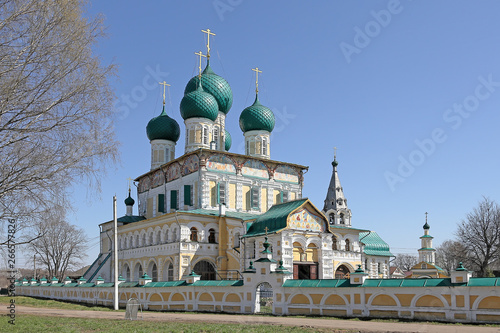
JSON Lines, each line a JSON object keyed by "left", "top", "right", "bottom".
{"left": 216, "top": 183, "right": 220, "bottom": 205}
{"left": 170, "top": 190, "right": 178, "bottom": 210}
{"left": 158, "top": 194, "right": 165, "bottom": 213}
{"left": 184, "top": 185, "right": 192, "bottom": 206}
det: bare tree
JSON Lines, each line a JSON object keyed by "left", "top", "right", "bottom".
{"left": 29, "top": 209, "right": 88, "bottom": 280}
{"left": 0, "top": 0, "right": 119, "bottom": 241}
{"left": 456, "top": 197, "right": 500, "bottom": 277}
{"left": 393, "top": 254, "right": 417, "bottom": 271}
{"left": 435, "top": 240, "right": 469, "bottom": 275}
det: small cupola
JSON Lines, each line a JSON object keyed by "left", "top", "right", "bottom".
{"left": 239, "top": 67, "right": 275, "bottom": 159}
{"left": 124, "top": 188, "right": 135, "bottom": 216}
{"left": 146, "top": 82, "right": 180, "bottom": 170}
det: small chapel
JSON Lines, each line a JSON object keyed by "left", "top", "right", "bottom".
{"left": 85, "top": 29, "right": 394, "bottom": 284}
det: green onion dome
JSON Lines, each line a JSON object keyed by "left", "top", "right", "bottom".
{"left": 146, "top": 106, "right": 181, "bottom": 142}
{"left": 180, "top": 83, "right": 219, "bottom": 121}
{"left": 423, "top": 222, "right": 430, "bottom": 230}
{"left": 124, "top": 193, "right": 135, "bottom": 206}
{"left": 224, "top": 129, "right": 232, "bottom": 151}
{"left": 184, "top": 61, "right": 233, "bottom": 114}
{"left": 239, "top": 95, "right": 275, "bottom": 133}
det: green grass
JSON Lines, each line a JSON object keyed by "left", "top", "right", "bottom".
{"left": 0, "top": 315, "right": 351, "bottom": 333}
{"left": 0, "top": 296, "right": 116, "bottom": 311}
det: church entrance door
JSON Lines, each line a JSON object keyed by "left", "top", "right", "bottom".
{"left": 293, "top": 263, "right": 318, "bottom": 279}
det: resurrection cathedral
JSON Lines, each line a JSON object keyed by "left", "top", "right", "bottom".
{"left": 85, "top": 31, "right": 393, "bottom": 284}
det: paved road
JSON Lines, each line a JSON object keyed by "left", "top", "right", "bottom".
{"left": 13, "top": 305, "right": 500, "bottom": 333}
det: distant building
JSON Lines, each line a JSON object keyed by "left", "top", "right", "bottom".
{"left": 408, "top": 218, "right": 448, "bottom": 278}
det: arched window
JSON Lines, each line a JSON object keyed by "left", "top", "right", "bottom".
{"left": 134, "top": 263, "right": 143, "bottom": 281}
{"left": 135, "top": 235, "right": 139, "bottom": 248}
{"left": 332, "top": 236, "right": 337, "bottom": 250}
{"left": 213, "top": 127, "right": 219, "bottom": 150}
{"left": 151, "top": 264, "right": 158, "bottom": 282}
{"left": 167, "top": 263, "right": 174, "bottom": 281}
{"left": 329, "top": 213, "right": 335, "bottom": 223}
{"left": 335, "top": 265, "right": 350, "bottom": 279}
{"left": 345, "top": 239, "right": 350, "bottom": 251}
{"left": 256, "top": 136, "right": 262, "bottom": 155}
{"left": 141, "top": 234, "right": 146, "bottom": 247}
{"left": 203, "top": 127, "right": 208, "bottom": 145}
{"left": 148, "top": 233, "right": 153, "bottom": 246}
{"left": 234, "top": 232, "right": 240, "bottom": 248}
{"left": 172, "top": 229, "right": 177, "bottom": 242}
{"left": 164, "top": 229, "right": 169, "bottom": 243}
{"left": 262, "top": 137, "right": 268, "bottom": 155}
{"left": 193, "top": 260, "right": 216, "bottom": 280}
{"left": 190, "top": 227, "right": 198, "bottom": 242}
{"left": 126, "top": 266, "right": 130, "bottom": 281}
{"left": 156, "top": 232, "right": 161, "bottom": 245}
{"left": 208, "top": 228, "right": 216, "bottom": 243}
{"left": 129, "top": 236, "right": 133, "bottom": 248}
{"left": 340, "top": 213, "right": 345, "bottom": 224}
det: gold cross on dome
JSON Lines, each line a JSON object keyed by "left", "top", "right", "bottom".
{"left": 159, "top": 81, "right": 170, "bottom": 105}
{"left": 425, "top": 212, "right": 428, "bottom": 223}
{"left": 194, "top": 51, "right": 206, "bottom": 77}
{"left": 201, "top": 28, "right": 216, "bottom": 59}
{"left": 264, "top": 226, "right": 269, "bottom": 235}
{"left": 252, "top": 67, "right": 262, "bottom": 93}
{"left": 126, "top": 177, "right": 133, "bottom": 191}
{"left": 334, "top": 147, "right": 337, "bottom": 159}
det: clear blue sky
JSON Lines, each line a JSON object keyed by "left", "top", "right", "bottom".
{"left": 38, "top": 1, "right": 500, "bottom": 268}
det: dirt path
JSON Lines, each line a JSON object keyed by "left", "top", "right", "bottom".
{"left": 12, "top": 305, "right": 499, "bottom": 333}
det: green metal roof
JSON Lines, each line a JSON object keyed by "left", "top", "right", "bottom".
{"left": 224, "top": 129, "right": 231, "bottom": 151}
{"left": 468, "top": 277, "right": 500, "bottom": 287}
{"left": 95, "top": 283, "right": 115, "bottom": 288}
{"left": 184, "top": 61, "right": 233, "bottom": 115}
{"left": 359, "top": 231, "right": 394, "bottom": 257}
{"left": 191, "top": 280, "right": 243, "bottom": 287}
{"left": 177, "top": 208, "right": 260, "bottom": 221}
{"left": 144, "top": 281, "right": 187, "bottom": 288}
{"left": 146, "top": 105, "right": 181, "bottom": 142}
{"left": 180, "top": 85, "right": 219, "bottom": 121}
{"left": 77, "top": 283, "right": 95, "bottom": 288}
{"left": 283, "top": 279, "right": 353, "bottom": 288}
{"left": 420, "top": 235, "right": 433, "bottom": 238}
{"left": 239, "top": 95, "right": 275, "bottom": 133}
{"left": 363, "top": 278, "right": 452, "bottom": 288}
{"left": 62, "top": 283, "right": 78, "bottom": 287}
{"left": 285, "top": 278, "right": 455, "bottom": 288}
{"left": 244, "top": 199, "right": 308, "bottom": 237}
{"left": 119, "top": 282, "right": 140, "bottom": 288}
{"left": 124, "top": 194, "right": 135, "bottom": 206}
{"left": 103, "top": 215, "right": 146, "bottom": 224}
